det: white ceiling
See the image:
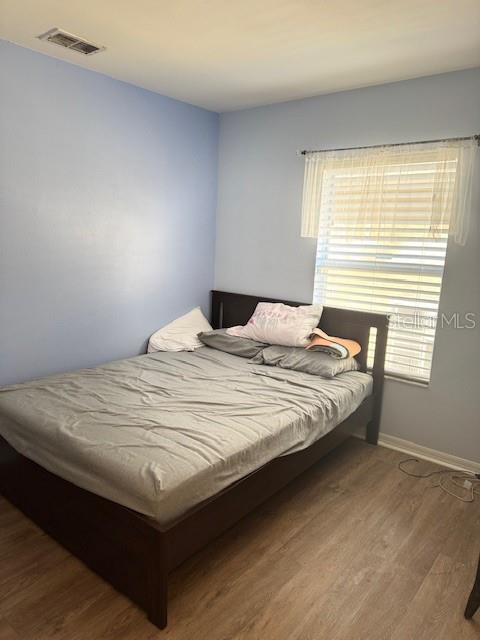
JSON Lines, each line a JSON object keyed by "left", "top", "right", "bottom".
{"left": 1, "top": 0, "right": 479, "bottom": 112}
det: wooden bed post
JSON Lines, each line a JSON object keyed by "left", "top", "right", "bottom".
{"left": 366, "top": 416, "right": 380, "bottom": 445}
{"left": 147, "top": 535, "right": 169, "bottom": 629}
{"left": 210, "top": 290, "right": 223, "bottom": 329}
{"left": 147, "top": 575, "right": 168, "bottom": 629}
{"left": 366, "top": 316, "right": 389, "bottom": 445}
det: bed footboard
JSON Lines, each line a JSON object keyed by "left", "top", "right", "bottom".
{"left": 0, "top": 435, "right": 169, "bottom": 627}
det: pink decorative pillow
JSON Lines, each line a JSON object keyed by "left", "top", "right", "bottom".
{"left": 226, "top": 302, "right": 323, "bottom": 347}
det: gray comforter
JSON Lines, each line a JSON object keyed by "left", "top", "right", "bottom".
{"left": 0, "top": 347, "right": 372, "bottom": 524}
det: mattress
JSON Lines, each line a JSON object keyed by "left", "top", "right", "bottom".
{"left": 0, "top": 347, "right": 372, "bottom": 525}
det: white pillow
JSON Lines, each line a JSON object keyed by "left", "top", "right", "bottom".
{"left": 226, "top": 302, "right": 323, "bottom": 348}
{"left": 147, "top": 307, "right": 212, "bottom": 353}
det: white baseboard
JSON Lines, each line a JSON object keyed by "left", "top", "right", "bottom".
{"left": 374, "top": 433, "right": 480, "bottom": 474}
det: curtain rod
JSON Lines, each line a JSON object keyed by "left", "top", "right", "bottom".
{"left": 299, "top": 134, "right": 480, "bottom": 155}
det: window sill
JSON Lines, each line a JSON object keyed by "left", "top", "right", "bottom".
{"left": 384, "top": 373, "right": 430, "bottom": 388}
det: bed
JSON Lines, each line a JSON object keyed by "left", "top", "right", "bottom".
{"left": 0, "top": 290, "right": 389, "bottom": 629}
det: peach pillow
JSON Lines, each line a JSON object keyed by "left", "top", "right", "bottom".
{"left": 306, "top": 328, "right": 361, "bottom": 358}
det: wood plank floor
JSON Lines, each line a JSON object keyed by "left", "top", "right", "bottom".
{"left": 0, "top": 439, "right": 479, "bottom": 639}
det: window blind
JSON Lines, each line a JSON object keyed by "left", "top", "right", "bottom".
{"left": 311, "top": 154, "right": 456, "bottom": 382}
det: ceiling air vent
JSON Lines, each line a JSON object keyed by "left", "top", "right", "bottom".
{"left": 37, "top": 28, "right": 105, "bottom": 56}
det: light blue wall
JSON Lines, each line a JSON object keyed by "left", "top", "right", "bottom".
{"left": 0, "top": 40, "right": 219, "bottom": 386}
{"left": 2, "top": 38, "right": 479, "bottom": 462}
{"left": 215, "top": 69, "right": 480, "bottom": 462}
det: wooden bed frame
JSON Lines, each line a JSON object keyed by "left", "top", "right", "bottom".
{"left": 0, "top": 290, "right": 389, "bottom": 629}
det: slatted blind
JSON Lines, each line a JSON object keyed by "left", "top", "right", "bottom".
{"left": 312, "top": 157, "right": 456, "bottom": 382}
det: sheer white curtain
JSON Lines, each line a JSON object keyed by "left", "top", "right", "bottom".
{"left": 301, "top": 139, "right": 477, "bottom": 246}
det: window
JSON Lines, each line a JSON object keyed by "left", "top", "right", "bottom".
{"left": 301, "top": 140, "right": 476, "bottom": 383}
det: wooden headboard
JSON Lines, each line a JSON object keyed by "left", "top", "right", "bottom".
{"left": 210, "top": 290, "right": 389, "bottom": 443}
